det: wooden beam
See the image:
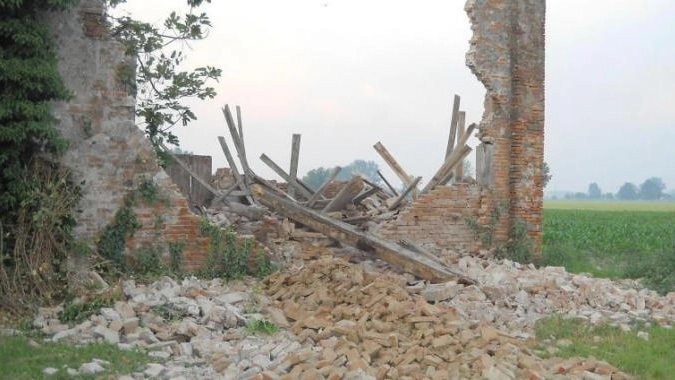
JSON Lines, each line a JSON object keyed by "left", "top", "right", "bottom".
{"left": 377, "top": 170, "right": 399, "bottom": 196}
{"left": 161, "top": 143, "right": 223, "bottom": 202}
{"left": 222, "top": 105, "right": 251, "bottom": 174}
{"left": 388, "top": 176, "right": 422, "bottom": 211}
{"left": 259, "top": 153, "right": 314, "bottom": 200}
{"left": 306, "top": 166, "right": 341, "bottom": 208}
{"left": 323, "top": 176, "right": 364, "bottom": 213}
{"left": 235, "top": 105, "right": 245, "bottom": 158}
{"left": 373, "top": 141, "right": 418, "bottom": 198}
{"left": 288, "top": 134, "right": 301, "bottom": 199}
{"left": 422, "top": 145, "right": 472, "bottom": 194}
{"left": 353, "top": 186, "right": 380, "bottom": 205}
{"left": 251, "top": 183, "right": 463, "bottom": 282}
{"left": 455, "top": 111, "right": 466, "bottom": 181}
{"left": 441, "top": 123, "right": 477, "bottom": 185}
{"left": 217, "top": 136, "right": 254, "bottom": 205}
{"left": 445, "top": 94, "right": 461, "bottom": 158}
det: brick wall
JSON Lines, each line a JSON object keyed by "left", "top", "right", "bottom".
{"left": 466, "top": 0, "right": 546, "bottom": 254}
{"left": 45, "top": 0, "right": 211, "bottom": 270}
{"left": 379, "top": 184, "right": 491, "bottom": 254}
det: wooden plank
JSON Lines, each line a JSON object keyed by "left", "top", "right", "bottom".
{"left": 236, "top": 105, "right": 246, "bottom": 159}
{"left": 440, "top": 123, "right": 477, "bottom": 185}
{"left": 377, "top": 170, "right": 399, "bottom": 196}
{"left": 455, "top": 111, "right": 466, "bottom": 181}
{"left": 322, "top": 176, "right": 364, "bottom": 213}
{"left": 251, "top": 183, "right": 463, "bottom": 283}
{"left": 306, "top": 166, "right": 341, "bottom": 207}
{"left": 422, "top": 145, "right": 472, "bottom": 194}
{"left": 353, "top": 186, "right": 380, "bottom": 205}
{"left": 259, "top": 153, "right": 314, "bottom": 200}
{"left": 222, "top": 105, "right": 251, "bottom": 174}
{"left": 373, "top": 141, "right": 418, "bottom": 198}
{"left": 445, "top": 94, "right": 461, "bottom": 158}
{"left": 217, "top": 136, "right": 254, "bottom": 205}
{"left": 288, "top": 134, "right": 301, "bottom": 199}
{"left": 388, "top": 176, "right": 422, "bottom": 211}
{"left": 160, "top": 144, "right": 232, "bottom": 207}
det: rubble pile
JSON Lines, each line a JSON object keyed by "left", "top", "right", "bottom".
{"left": 260, "top": 256, "right": 632, "bottom": 380}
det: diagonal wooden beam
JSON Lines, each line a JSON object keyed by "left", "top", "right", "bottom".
{"left": 288, "top": 134, "right": 301, "bottom": 199}
{"left": 445, "top": 94, "right": 461, "bottom": 158}
{"left": 259, "top": 153, "right": 314, "bottom": 200}
{"left": 306, "top": 166, "right": 341, "bottom": 208}
{"left": 373, "top": 141, "right": 418, "bottom": 199}
{"left": 388, "top": 176, "right": 422, "bottom": 211}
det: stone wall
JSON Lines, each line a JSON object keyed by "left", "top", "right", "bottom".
{"left": 45, "top": 0, "right": 210, "bottom": 271}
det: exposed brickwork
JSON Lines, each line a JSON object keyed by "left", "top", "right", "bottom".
{"left": 44, "top": 0, "right": 211, "bottom": 271}
{"left": 379, "top": 184, "right": 492, "bottom": 253}
{"left": 465, "top": 0, "right": 546, "bottom": 254}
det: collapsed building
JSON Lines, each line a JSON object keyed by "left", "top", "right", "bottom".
{"left": 45, "top": 0, "right": 545, "bottom": 280}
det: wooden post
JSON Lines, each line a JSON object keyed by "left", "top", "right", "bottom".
{"left": 236, "top": 105, "right": 245, "bottom": 158}
{"left": 377, "top": 170, "right": 399, "bottom": 196}
{"left": 423, "top": 145, "right": 472, "bottom": 194}
{"left": 373, "top": 141, "right": 418, "bottom": 198}
{"left": 222, "top": 105, "right": 251, "bottom": 174}
{"left": 259, "top": 153, "right": 314, "bottom": 200}
{"left": 288, "top": 134, "right": 301, "bottom": 199}
{"left": 445, "top": 94, "right": 461, "bottom": 158}
{"left": 251, "top": 183, "right": 465, "bottom": 282}
{"left": 322, "top": 176, "right": 364, "bottom": 213}
{"left": 441, "top": 123, "right": 477, "bottom": 185}
{"left": 455, "top": 111, "right": 466, "bottom": 181}
{"left": 306, "top": 166, "right": 341, "bottom": 207}
{"left": 217, "top": 136, "right": 254, "bottom": 204}
{"left": 388, "top": 176, "right": 422, "bottom": 210}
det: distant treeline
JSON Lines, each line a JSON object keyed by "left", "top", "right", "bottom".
{"left": 550, "top": 177, "right": 675, "bottom": 201}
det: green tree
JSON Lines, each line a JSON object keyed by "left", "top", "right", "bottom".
{"left": 588, "top": 183, "right": 602, "bottom": 199}
{"left": 302, "top": 167, "right": 331, "bottom": 190}
{"left": 617, "top": 182, "right": 639, "bottom": 200}
{"left": 639, "top": 177, "right": 666, "bottom": 200}
{"left": 106, "top": 0, "right": 221, "bottom": 158}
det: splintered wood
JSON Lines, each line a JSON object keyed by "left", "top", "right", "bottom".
{"left": 261, "top": 257, "right": 627, "bottom": 380}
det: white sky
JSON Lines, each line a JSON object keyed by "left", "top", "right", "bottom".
{"left": 115, "top": 0, "right": 675, "bottom": 194}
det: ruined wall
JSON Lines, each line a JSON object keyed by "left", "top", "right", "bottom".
{"left": 45, "top": 0, "right": 210, "bottom": 271}
{"left": 381, "top": 1, "right": 545, "bottom": 256}
{"left": 380, "top": 184, "right": 492, "bottom": 254}
{"left": 466, "top": 0, "right": 546, "bottom": 252}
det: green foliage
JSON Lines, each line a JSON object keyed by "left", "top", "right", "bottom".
{"left": 245, "top": 319, "right": 278, "bottom": 335}
{"left": 199, "top": 219, "right": 277, "bottom": 280}
{"left": 168, "top": 241, "right": 185, "bottom": 274}
{"left": 494, "top": 219, "right": 535, "bottom": 264}
{"left": 105, "top": 0, "right": 221, "bottom": 158}
{"left": 133, "top": 246, "right": 167, "bottom": 277}
{"left": 535, "top": 315, "right": 675, "bottom": 380}
{"left": 617, "top": 182, "right": 639, "bottom": 200}
{"left": 543, "top": 208, "right": 675, "bottom": 294}
{"left": 137, "top": 179, "right": 162, "bottom": 204}
{"left": 639, "top": 177, "right": 666, "bottom": 200}
{"left": 543, "top": 162, "right": 551, "bottom": 188}
{"left": 97, "top": 206, "right": 142, "bottom": 271}
{"left": 58, "top": 290, "right": 120, "bottom": 324}
{"left": 0, "top": 334, "right": 147, "bottom": 380}
{"left": 302, "top": 159, "right": 381, "bottom": 190}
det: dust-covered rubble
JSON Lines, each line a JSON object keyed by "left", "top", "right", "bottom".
{"left": 30, "top": 243, "right": 675, "bottom": 379}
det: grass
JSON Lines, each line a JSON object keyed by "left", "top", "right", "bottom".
{"left": 0, "top": 334, "right": 148, "bottom": 379}
{"left": 542, "top": 205, "right": 675, "bottom": 294}
{"left": 535, "top": 315, "right": 675, "bottom": 380}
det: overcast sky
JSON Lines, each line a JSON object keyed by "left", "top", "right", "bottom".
{"left": 116, "top": 0, "right": 675, "bottom": 195}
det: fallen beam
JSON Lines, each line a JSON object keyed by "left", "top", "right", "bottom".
{"left": 259, "top": 153, "right": 314, "bottom": 200}
{"left": 373, "top": 141, "right": 418, "bottom": 199}
{"left": 323, "top": 176, "right": 364, "bottom": 213}
{"left": 306, "top": 166, "right": 341, "bottom": 208}
{"left": 388, "top": 176, "right": 422, "bottom": 211}
{"left": 251, "top": 183, "right": 460, "bottom": 282}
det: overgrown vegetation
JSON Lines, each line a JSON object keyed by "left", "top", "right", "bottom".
{"left": 0, "top": 334, "right": 147, "bottom": 379}
{"left": 543, "top": 208, "right": 675, "bottom": 294}
{"left": 200, "top": 219, "right": 277, "bottom": 280}
{"left": 0, "top": 0, "right": 79, "bottom": 313}
{"left": 58, "top": 288, "right": 121, "bottom": 324}
{"left": 535, "top": 314, "right": 675, "bottom": 380}
{"left": 245, "top": 319, "right": 279, "bottom": 335}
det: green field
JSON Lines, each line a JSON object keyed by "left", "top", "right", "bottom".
{"left": 542, "top": 201, "right": 675, "bottom": 294}
{"left": 544, "top": 200, "right": 675, "bottom": 212}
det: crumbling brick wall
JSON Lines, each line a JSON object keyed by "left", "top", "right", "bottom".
{"left": 45, "top": 0, "right": 210, "bottom": 271}
{"left": 381, "top": 0, "right": 545, "bottom": 256}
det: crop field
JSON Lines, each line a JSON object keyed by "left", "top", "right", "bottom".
{"left": 542, "top": 201, "right": 675, "bottom": 294}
